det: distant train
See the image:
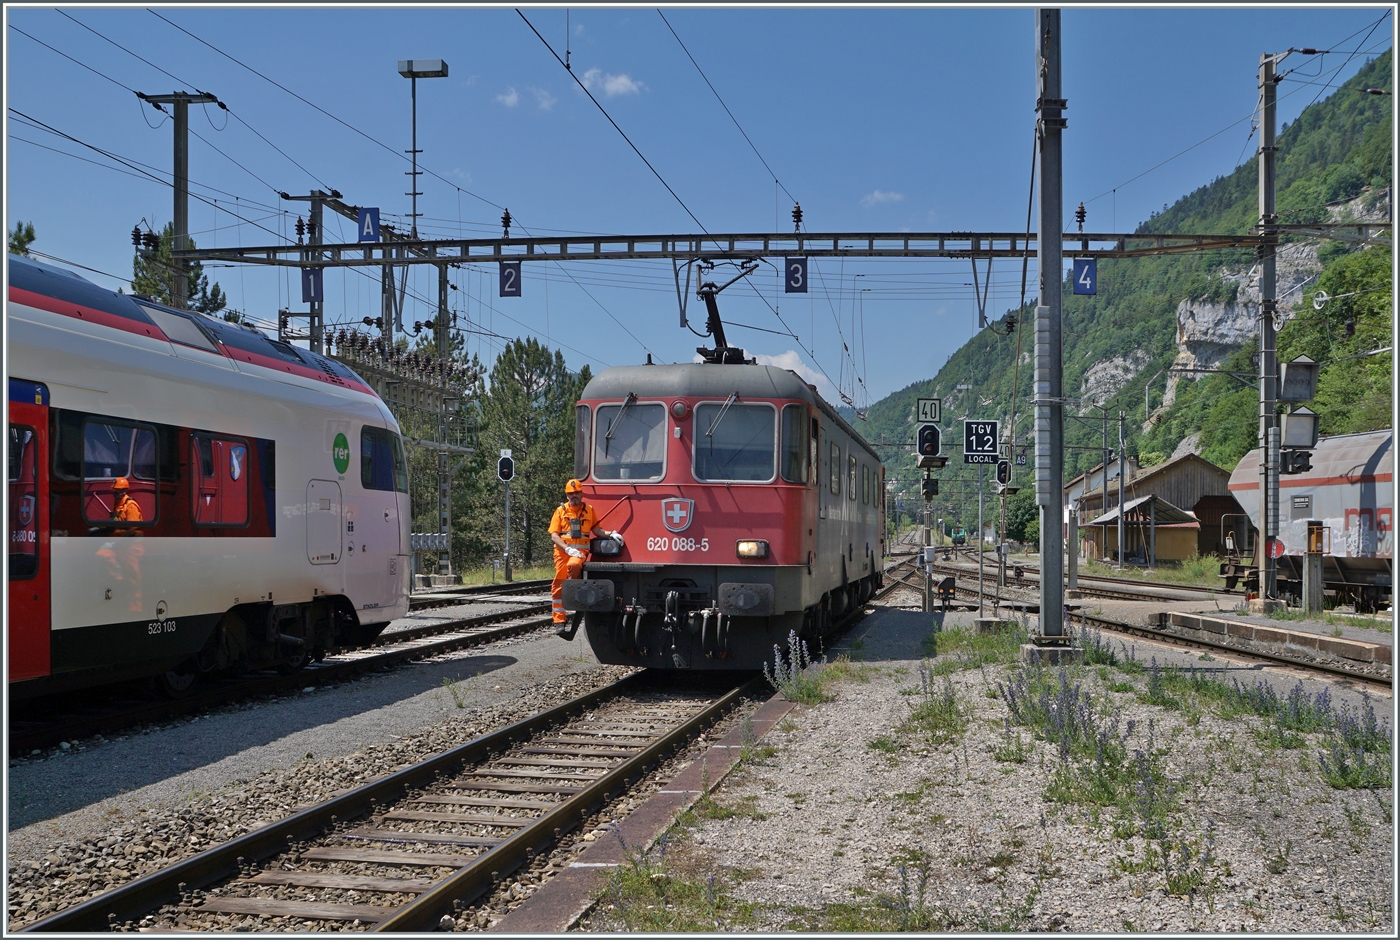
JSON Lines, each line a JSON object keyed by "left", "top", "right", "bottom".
{"left": 1225, "top": 429, "right": 1391, "bottom": 611}
{"left": 7, "top": 254, "right": 411, "bottom": 699}
{"left": 557, "top": 360, "right": 885, "bottom": 669}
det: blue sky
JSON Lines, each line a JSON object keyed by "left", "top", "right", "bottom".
{"left": 5, "top": 4, "right": 1393, "bottom": 406}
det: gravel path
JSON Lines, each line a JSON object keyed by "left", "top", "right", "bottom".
{"left": 585, "top": 590, "right": 1395, "bottom": 933}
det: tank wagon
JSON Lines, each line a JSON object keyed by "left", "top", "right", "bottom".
{"left": 1226, "top": 429, "right": 1392, "bottom": 610}
{"left": 558, "top": 362, "right": 885, "bottom": 669}
{"left": 7, "top": 254, "right": 411, "bottom": 699}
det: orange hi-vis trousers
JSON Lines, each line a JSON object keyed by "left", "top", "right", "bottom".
{"left": 552, "top": 549, "right": 588, "bottom": 623}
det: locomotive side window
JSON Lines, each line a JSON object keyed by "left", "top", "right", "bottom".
{"left": 830, "top": 442, "right": 841, "bottom": 494}
{"left": 574, "top": 404, "right": 591, "bottom": 480}
{"left": 809, "top": 418, "right": 819, "bottom": 487}
{"left": 81, "top": 420, "right": 157, "bottom": 527}
{"left": 594, "top": 401, "right": 666, "bottom": 482}
{"left": 862, "top": 464, "right": 870, "bottom": 505}
{"left": 9, "top": 424, "right": 39, "bottom": 579}
{"left": 780, "top": 404, "right": 809, "bottom": 484}
{"left": 191, "top": 434, "right": 250, "bottom": 526}
{"left": 694, "top": 403, "right": 776, "bottom": 482}
{"left": 848, "top": 454, "right": 857, "bottom": 500}
{"left": 361, "top": 426, "right": 408, "bottom": 492}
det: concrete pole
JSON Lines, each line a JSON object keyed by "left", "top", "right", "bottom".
{"left": 1258, "top": 52, "right": 1281, "bottom": 599}
{"left": 172, "top": 97, "right": 189, "bottom": 310}
{"left": 1117, "top": 412, "right": 1127, "bottom": 567}
{"left": 437, "top": 263, "right": 452, "bottom": 577}
{"left": 1033, "top": 8, "right": 1065, "bottom": 637}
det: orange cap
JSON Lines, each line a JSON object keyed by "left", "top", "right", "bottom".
{"left": 112, "top": 477, "right": 130, "bottom": 490}
{"left": 565, "top": 478, "right": 584, "bottom": 494}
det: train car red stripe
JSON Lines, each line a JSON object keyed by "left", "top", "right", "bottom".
{"left": 9, "top": 285, "right": 169, "bottom": 343}
{"left": 1230, "top": 473, "right": 1392, "bottom": 491}
{"left": 214, "top": 345, "right": 376, "bottom": 397}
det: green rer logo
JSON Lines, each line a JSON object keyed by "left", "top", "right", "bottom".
{"left": 332, "top": 432, "right": 350, "bottom": 475}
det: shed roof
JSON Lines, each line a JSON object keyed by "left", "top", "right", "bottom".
{"left": 1087, "top": 494, "right": 1197, "bottom": 526}
{"left": 1077, "top": 452, "right": 1228, "bottom": 503}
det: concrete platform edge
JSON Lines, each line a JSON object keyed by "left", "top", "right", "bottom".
{"left": 489, "top": 691, "right": 796, "bottom": 933}
{"left": 1161, "top": 612, "right": 1391, "bottom": 665}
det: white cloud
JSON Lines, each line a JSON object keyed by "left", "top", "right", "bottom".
{"left": 860, "top": 189, "right": 904, "bottom": 208}
{"left": 496, "top": 87, "right": 519, "bottom": 107}
{"left": 530, "top": 86, "right": 557, "bottom": 111}
{"left": 581, "top": 67, "right": 645, "bottom": 97}
{"left": 752, "top": 350, "right": 836, "bottom": 399}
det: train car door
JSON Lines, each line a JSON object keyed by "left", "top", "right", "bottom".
{"left": 306, "top": 480, "right": 342, "bottom": 564}
{"left": 9, "top": 379, "right": 51, "bottom": 681}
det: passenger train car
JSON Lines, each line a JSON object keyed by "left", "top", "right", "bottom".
{"left": 1227, "top": 429, "right": 1392, "bottom": 611}
{"left": 558, "top": 362, "right": 885, "bottom": 669}
{"left": 7, "top": 254, "right": 411, "bottom": 699}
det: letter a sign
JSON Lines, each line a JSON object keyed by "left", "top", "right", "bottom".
{"left": 357, "top": 207, "right": 380, "bottom": 243}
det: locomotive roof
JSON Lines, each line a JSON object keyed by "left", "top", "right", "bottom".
{"left": 580, "top": 362, "right": 879, "bottom": 459}
{"left": 1230, "top": 428, "right": 1392, "bottom": 485}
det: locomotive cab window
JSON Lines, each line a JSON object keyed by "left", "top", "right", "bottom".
{"left": 830, "top": 442, "right": 841, "bottom": 495}
{"left": 848, "top": 454, "right": 857, "bottom": 500}
{"left": 574, "top": 404, "right": 591, "bottom": 480}
{"left": 192, "top": 434, "right": 250, "bottom": 526}
{"left": 9, "top": 424, "right": 39, "bottom": 579}
{"left": 362, "top": 426, "right": 409, "bottom": 493}
{"left": 694, "top": 402, "right": 775, "bottom": 483}
{"left": 780, "top": 404, "right": 808, "bottom": 484}
{"left": 594, "top": 400, "right": 666, "bottom": 482}
{"left": 81, "top": 419, "right": 157, "bottom": 527}
{"left": 862, "top": 464, "right": 870, "bottom": 504}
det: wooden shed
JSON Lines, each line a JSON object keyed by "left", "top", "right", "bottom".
{"left": 1073, "top": 453, "right": 1233, "bottom": 559}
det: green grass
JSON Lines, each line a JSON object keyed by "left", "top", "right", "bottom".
{"left": 1079, "top": 552, "right": 1225, "bottom": 590}
{"left": 1265, "top": 607, "right": 1393, "bottom": 633}
{"left": 921, "top": 623, "right": 1028, "bottom": 674}
{"left": 448, "top": 564, "right": 555, "bottom": 587}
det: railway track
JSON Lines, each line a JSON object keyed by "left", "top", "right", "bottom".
{"left": 9, "top": 604, "right": 555, "bottom": 755}
{"left": 408, "top": 580, "right": 552, "bottom": 612}
{"left": 880, "top": 561, "right": 1391, "bottom": 689}
{"left": 19, "top": 671, "right": 759, "bottom": 933}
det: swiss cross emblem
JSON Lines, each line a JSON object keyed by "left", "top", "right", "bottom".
{"left": 18, "top": 495, "right": 34, "bottom": 527}
{"left": 661, "top": 497, "right": 694, "bottom": 533}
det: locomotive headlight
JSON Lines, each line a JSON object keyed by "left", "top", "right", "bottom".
{"left": 592, "top": 537, "right": 623, "bottom": 556}
{"left": 736, "top": 540, "right": 769, "bottom": 558}
{"left": 671, "top": 400, "right": 689, "bottom": 419}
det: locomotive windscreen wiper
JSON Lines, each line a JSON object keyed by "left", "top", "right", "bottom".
{"left": 602, "top": 392, "right": 637, "bottom": 456}
{"left": 704, "top": 392, "right": 740, "bottom": 437}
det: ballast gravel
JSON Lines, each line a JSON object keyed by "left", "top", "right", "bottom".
{"left": 583, "top": 592, "right": 1394, "bottom": 934}
{"left": 5, "top": 626, "right": 627, "bottom": 930}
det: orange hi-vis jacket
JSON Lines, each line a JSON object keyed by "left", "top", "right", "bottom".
{"left": 549, "top": 501, "right": 599, "bottom": 559}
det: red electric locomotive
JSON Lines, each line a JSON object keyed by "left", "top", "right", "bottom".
{"left": 559, "top": 358, "right": 885, "bottom": 670}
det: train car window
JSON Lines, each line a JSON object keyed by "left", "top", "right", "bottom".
{"left": 830, "top": 442, "right": 841, "bottom": 495}
{"left": 138, "top": 305, "right": 220, "bottom": 352}
{"left": 390, "top": 433, "right": 409, "bottom": 493}
{"left": 848, "top": 454, "right": 857, "bottom": 500}
{"left": 780, "top": 404, "right": 808, "bottom": 484}
{"left": 693, "top": 403, "right": 776, "bottom": 483}
{"left": 574, "top": 404, "right": 592, "bottom": 480}
{"left": 81, "top": 419, "right": 157, "bottom": 527}
{"left": 191, "top": 434, "right": 250, "bottom": 526}
{"left": 809, "top": 418, "right": 819, "bottom": 487}
{"left": 862, "top": 464, "right": 870, "bottom": 505}
{"left": 594, "top": 402, "right": 666, "bottom": 482}
{"left": 361, "top": 426, "right": 401, "bottom": 491}
{"left": 9, "top": 424, "right": 39, "bottom": 579}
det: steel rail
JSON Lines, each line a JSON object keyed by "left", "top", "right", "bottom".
{"left": 372, "top": 674, "right": 762, "bottom": 931}
{"left": 409, "top": 579, "right": 551, "bottom": 611}
{"left": 21, "top": 670, "right": 751, "bottom": 932}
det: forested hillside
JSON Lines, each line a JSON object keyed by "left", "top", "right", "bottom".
{"left": 861, "top": 51, "right": 1392, "bottom": 531}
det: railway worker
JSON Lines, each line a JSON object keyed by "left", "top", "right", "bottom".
{"left": 98, "top": 478, "right": 145, "bottom": 613}
{"left": 549, "top": 479, "right": 623, "bottom": 626}
{"left": 109, "top": 477, "right": 144, "bottom": 534}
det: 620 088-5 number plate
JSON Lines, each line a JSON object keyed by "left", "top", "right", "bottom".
{"left": 647, "top": 536, "right": 709, "bottom": 552}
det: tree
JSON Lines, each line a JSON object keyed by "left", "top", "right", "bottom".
{"left": 131, "top": 221, "right": 228, "bottom": 314}
{"left": 472, "top": 339, "right": 591, "bottom": 566}
{"left": 8, "top": 220, "right": 36, "bottom": 256}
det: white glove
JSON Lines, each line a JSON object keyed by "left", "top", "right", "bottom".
{"left": 610, "top": 530, "right": 625, "bottom": 546}
{"left": 566, "top": 546, "right": 584, "bottom": 558}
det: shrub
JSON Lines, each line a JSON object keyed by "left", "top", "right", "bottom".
{"left": 763, "top": 630, "right": 827, "bottom": 704}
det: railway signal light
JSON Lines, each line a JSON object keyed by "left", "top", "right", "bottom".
{"left": 497, "top": 455, "right": 515, "bottom": 482}
{"left": 1281, "top": 450, "right": 1313, "bottom": 475}
{"left": 921, "top": 477, "right": 938, "bottom": 500}
{"left": 916, "top": 424, "right": 946, "bottom": 469}
{"left": 996, "top": 460, "right": 1011, "bottom": 486}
